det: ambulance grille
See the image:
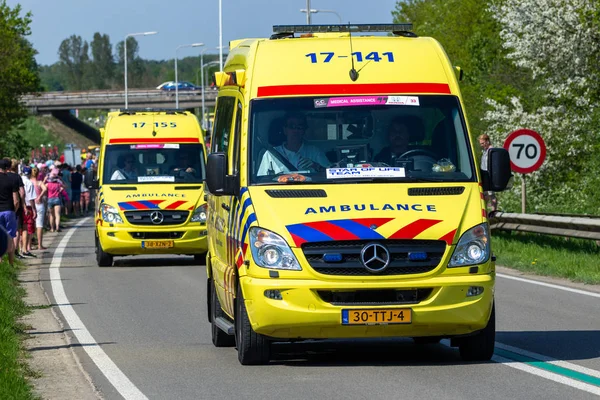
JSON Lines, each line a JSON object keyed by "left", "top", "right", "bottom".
{"left": 124, "top": 210, "right": 190, "bottom": 225}
{"left": 266, "top": 189, "right": 327, "bottom": 198}
{"left": 317, "top": 288, "right": 433, "bottom": 306}
{"left": 302, "top": 240, "right": 445, "bottom": 276}
{"left": 408, "top": 187, "right": 465, "bottom": 196}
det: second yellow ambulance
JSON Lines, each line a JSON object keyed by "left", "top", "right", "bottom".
{"left": 94, "top": 110, "right": 208, "bottom": 266}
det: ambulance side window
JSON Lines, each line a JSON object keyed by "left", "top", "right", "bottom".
{"left": 231, "top": 101, "right": 242, "bottom": 175}
{"left": 212, "top": 96, "right": 236, "bottom": 154}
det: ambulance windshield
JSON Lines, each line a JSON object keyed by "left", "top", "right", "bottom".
{"left": 103, "top": 143, "right": 205, "bottom": 184}
{"left": 249, "top": 95, "right": 476, "bottom": 185}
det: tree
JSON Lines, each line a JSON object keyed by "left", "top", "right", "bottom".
{"left": 89, "top": 32, "right": 114, "bottom": 89}
{"left": 0, "top": 1, "right": 39, "bottom": 158}
{"left": 58, "top": 34, "right": 89, "bottom": 90}
{"left": 484, "top": 0, "right": 600, "bottom": 212}
{"left": 116, "top": 36, "right": 144, "bottom": 89}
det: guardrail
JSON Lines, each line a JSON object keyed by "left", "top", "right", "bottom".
{"left": 489, "top": 212, "right": 600, "bottom": 241}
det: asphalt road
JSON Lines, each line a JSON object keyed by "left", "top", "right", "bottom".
{"left": 42, "top": 219, "right": 600, "bottom": 399}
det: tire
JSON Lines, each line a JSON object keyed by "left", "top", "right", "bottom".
{"left": 96, "top": 236, "right": 113, "bottom": 267}
{"left": 194, "top": 253, "right": 207, "bottom": 265}
{"left": 235, "top": 285, "right": 270, "bottom": 365}
{"left": 413, "top": 336, "right": 442, "bottom": 345}
{"left": 211, "top": 279, "right": 235, "bottom": 347}
{"left": 459, "top": 303, "right": 495, "bottom": 362}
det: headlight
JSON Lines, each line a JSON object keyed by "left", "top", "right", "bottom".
{"left": 249, "top": 227, "right": 301, "bottom": 271}
{"left": 101, "top": 203, "right": 123, "bottom": 224}
{"left": 449, "top": 223, "right": 490, "bottom": 267}
{"left": 191, "top": 204, "right": 207, "bottom": 223}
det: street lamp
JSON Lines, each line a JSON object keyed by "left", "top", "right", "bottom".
{"left": 218, "top": 0, "right": 223, "bottom": 71}
{"left": 175, "top": 42, "right": 204, "bottom": 109}
{"left": 124, "top": 31, "right": 157, "bottom": 109}
{"left": 201, "top": 60, "right": 221, "bottom": 130}
{"left": 300, "top": 8, "right": 343, "bottom": 23}
{"left": 199, "top": 48, "right": 218, "bottom": 130}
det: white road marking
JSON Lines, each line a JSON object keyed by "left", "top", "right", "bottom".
{"left": 491, "top": 354, "right": 600, "bottom": 396}
{"left": 497, "top": 273, "right": 600, "bottom": 298}
{"left": 49, "top": 218, "right": 148, "bottom": 400}
{"left": 441, "top": 340, "right": 600, "bottom": 396}
{"left": 495, "top": 342, "right": 600, "bottom": 379}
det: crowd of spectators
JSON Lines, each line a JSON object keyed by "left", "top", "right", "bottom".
{"left": 0, "top": 154, "right": 96, "bottom": 266}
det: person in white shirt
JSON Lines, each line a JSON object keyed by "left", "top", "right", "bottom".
{"left": 257, "top": 113, "right": 330, "bottom": 176}
{"left": 20, "top": 166, "right": 38, "bottom": 257}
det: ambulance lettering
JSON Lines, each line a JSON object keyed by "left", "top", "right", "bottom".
{"left": 305, "top": 204, "right": 437, "bottom": 214}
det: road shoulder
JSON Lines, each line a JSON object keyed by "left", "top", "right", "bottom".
{"left": 19, "top": 226, "right": 102, "bottom": 400}
{"left": 497, "top": 265, "right": 600, "bottom": 294}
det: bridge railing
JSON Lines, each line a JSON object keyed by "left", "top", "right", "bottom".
{"left": 489, "top": 212, "right": 600, "bottom": 241}
{"left": 22, "top": 89, "right": 211, "bottom": 101}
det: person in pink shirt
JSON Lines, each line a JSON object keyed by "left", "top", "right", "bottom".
{"left": 46, "top": 169, "right": 64, "bottom": 232}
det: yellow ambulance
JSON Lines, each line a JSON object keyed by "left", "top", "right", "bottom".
{"left": 205, "top": 24, "right": 512, "bottom": 365}
{"left": 94, "top": 109, "right": 208, "bottom": 267}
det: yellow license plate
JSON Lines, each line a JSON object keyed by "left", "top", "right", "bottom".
{"left": 142, "top": 240, "right": 174, "bottom": 249}
{"left": 342, "top": 308, "right": 412, "bottom": 325}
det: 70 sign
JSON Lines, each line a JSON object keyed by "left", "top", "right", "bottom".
{"left": 503, "top": 129, "right": 546, "bottom": 174}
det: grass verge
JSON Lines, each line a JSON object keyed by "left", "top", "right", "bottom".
{"left": 0, "top": 258, "right": 36, "bottom": 399}
{"left": 492, "top": 231, "right": 600, "bottom": 285}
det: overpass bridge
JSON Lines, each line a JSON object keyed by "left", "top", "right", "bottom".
{"left": 22, "top": 88, "right": 218, "bottom": 114}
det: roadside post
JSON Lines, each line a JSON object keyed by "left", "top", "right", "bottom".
{"left": 503, "top": 129, "right": 546, "bottom": 213}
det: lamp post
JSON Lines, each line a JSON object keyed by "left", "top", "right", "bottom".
{"left": 218, "top": 0, "right": 223, "bottom": 71}
{"left": 124, "top": 31, "right": 157, "bottom": 109}
{"left": 300, "top": 8, "right": 343, "bottom": 23}
{"left": 201, "top": 60, "right": 221, "bottom": 130}
{"left": 175, "top": 42, "right": 204, "bottom": 109}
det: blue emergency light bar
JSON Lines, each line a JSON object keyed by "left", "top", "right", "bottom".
{"left": 272, "top": 23, "right": 413, "bottom": 34}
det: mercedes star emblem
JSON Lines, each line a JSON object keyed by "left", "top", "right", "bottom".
{"left": 360, "top": 243, "right": 391, "bottom": 273}
{"left": 150, "top": 211, "right": 164, "bottom": 225}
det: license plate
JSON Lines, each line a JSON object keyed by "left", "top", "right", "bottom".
{"left": 342, "top": 308, "right": 412, "bottom": 325}
{"left": 142, "top": 240, "right": 174, "bottom": 249}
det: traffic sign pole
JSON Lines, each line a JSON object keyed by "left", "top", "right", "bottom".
{"left": 521, "top": 174, "right": 526, "bottom": 213}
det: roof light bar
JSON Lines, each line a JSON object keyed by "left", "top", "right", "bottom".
{"left": 272, "top": 23, "right": 413, "bottom": 34}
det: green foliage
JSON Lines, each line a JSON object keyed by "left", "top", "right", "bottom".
{"left": 0, "top": 258, "right": 35, "bottom": 399}
{"left": 0, "top": 1, "right": 40, "bottom": 157}
{"left": 492, "top": 231, "right": 600, "bottom": 284}
{"left": 58, "top": 35, "right": 89, "bottom": 90}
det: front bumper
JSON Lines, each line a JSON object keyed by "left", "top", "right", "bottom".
{"left": 97, "top": 224, "right": 207, "bottom": 255}
{"left": 240, "top": 273, "right": 494, "bottom": 339}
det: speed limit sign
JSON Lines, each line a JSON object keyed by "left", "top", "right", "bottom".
{"left": 503, "top": 129, "right": 546, "bottom": 174}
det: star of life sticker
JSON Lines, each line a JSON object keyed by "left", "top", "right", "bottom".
{"left": 314, "top": 95, "right": 420, "bottom": 108}
{"left": 326, "top": 167, "right": 406, "bottom": 179}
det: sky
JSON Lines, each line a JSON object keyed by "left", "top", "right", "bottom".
{"left": 7, "top": 0, "right": 400, "bottom": 66}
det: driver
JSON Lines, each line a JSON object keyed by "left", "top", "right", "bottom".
{"left": 171, "top": 152, "right": 197, "bottom": 181}
{"left": 374, "top": 116, "right": 418, "bottom": 165}
{"left": 257, "top": 113, "right": 329, "bottom": 176}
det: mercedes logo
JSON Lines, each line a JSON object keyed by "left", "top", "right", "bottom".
{"left": 360, "top": 243, "right": 390, "bottom": 273}
{"left": 150, "top": 211, "right": 164, "bottom": 225}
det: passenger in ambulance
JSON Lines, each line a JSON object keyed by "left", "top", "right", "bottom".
{"left": 374, "top": 116, "right": 437, "bottom": 170}
{"left": 111, "top": 155, "right": 138, "bottom": 181}
{"left": 257, "top": 113, "right": 330, "bottom": 176}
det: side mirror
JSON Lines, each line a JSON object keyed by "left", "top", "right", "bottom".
{"left": 206, "top": 152, "right": 238, "bottom": 196}
{"left": 90, "top": 178, "right": 99, "bottom": 190}
{"left": 482, "top": 148, "right": 512, "bottom": 192}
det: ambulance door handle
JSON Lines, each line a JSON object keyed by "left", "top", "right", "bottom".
{"left": 221, "top": 203, "right": 230, "bottom": 212}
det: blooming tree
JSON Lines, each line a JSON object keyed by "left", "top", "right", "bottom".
{"left": 484, "top": 0, "right": 600, "bottom": 212}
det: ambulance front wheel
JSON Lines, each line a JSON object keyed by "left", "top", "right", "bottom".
{"left": 458, "top": 302, "right": 495, "bottom": 362}
{"left": 235, "top": 285, "right": 271, "bottom": 365}
{"left": 95, "top": 235, "right": 113, "bottom": 267}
